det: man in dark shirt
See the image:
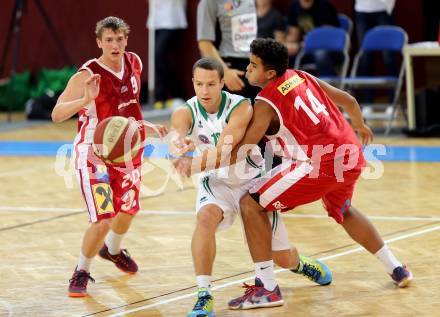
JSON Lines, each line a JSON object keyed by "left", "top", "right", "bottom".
{"left": 256, "top": 0, "right": 287, "bottom": 40}
{"left": 286, "top": 0, "right": 340, "bottom": 75}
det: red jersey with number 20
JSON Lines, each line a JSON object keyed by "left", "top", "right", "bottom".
{"left": 256, "top": 69, "right": 363, "bottom": 165}
{"left": 73, "top": 52, "right": 144, "bottom": 169}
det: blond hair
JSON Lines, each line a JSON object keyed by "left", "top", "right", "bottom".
{"left": 95, "top": 16, "right": 130, "bottom": 39}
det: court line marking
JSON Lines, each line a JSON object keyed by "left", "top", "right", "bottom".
{"left": 0, "top": 206, "right": 440, "bottom": 222}
{"left": 0, "top": 206, "right": 85, "bottom": 212}
{"left": 105, "top": 224, "right": 440, "bottom": 317}
{"left": 0, "top": 212, "right": 81, "bottom": 232}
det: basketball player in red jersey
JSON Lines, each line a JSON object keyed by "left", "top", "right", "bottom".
{"left": 225, "top": 38, "right": 413, "bottom": 309}
{"left": 52, "top": 17, "right": 167, "bottom": 297}
{"left": 175, "top": 38, "right": 412, "bottom": 310}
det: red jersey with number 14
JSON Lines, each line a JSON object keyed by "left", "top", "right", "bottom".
{"left": 256, "top": 69, "right": 363, "bottom": 165}
{"left": 73, "top": 52, "right": 144, "bottom": 169}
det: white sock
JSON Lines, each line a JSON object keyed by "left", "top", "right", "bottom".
{"left": 374, "top": 245, "right": 402, "bottom": 274}
{"left": 255, "top": 260, "right": 277, "bottom": 291}
{"left": 196, "top": 275, "right": 212, "bottom": 294}
{"left": 105, "top": 230, "right": 125, "bottom": 255}
{"left": 77, "top": 252, "right": 93, "bottom": 272}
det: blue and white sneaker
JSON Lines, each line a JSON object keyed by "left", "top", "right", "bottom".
{"left": 187, "top": 288, "right": 215, "bottom": 317}
{"left": 292, "top": 255, "right": 333, "bottom": 285}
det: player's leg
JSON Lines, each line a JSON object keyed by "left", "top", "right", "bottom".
{"left": 107, "top": 210, "right": 134, "bottom": 254}
{"left": 69, "top": 220, "right": 113, "bottom": 297}
{"left": 69, "top": 165, "right": 116, "bottom": 297}
{"left": 272, "top": 249, "right": 298, "bottom": 268}
{"left": 324, "top": 172, "right": 413, "bottom": 288}
{"left": 269, "top": 211, "right": 299, "bottom": 268}
{"left": 228, "top": 193, "right": 283, "bottom": 310}
{"left": 268, "top": 211, "right": 298, "bottom": 268}
{"left": 341, "top": 205, "right": 412, "bottom": 287}
{"left": 270, "top": 211, "right": 332, "bottom": 286}
{"left": 187, "top": 204, "right": 222, "bottom": 317}
{"left": 98, "top": 165, "right": 141, "bottom": 274}
{"left": 81, "top": 219, "right": 112, "bottom": 258}
{"left": 99, "top": 213, "right": 138, "bottom": 274}
{"left": 341, "top": 205, "right": 384, "bottom": 253}
{"left": 193, "top": 204, "right": 223, "bottom": 283}
{"left": 229, "top": 161, "right": 323, "bottom": 310}
{"left": 188, "top": 177, "right": 231, "bottom": 317}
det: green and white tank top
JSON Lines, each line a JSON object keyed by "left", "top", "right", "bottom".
{"left": 185, "top": 90, "right": 263, "bottom": 185}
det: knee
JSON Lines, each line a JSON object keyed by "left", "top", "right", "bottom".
{"left": 114, "top": 211, "right": 135, "bottom": 223}
{"left": 344, "top": 206, "right": 355, "bottom": 219}
{"left": 196, "top": 208, "right": 222, "bottom": 231}
{"left": 91, "top": 219, "right": 112, "bottom": 237}
{"left": 341, "top": 206, "right": 360, "bottom": 226}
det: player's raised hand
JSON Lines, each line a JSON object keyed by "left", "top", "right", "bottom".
{"left": 84, "top": 74, "right": 101, "bottom": 102}
{"left": 224, "top": 68, "right": 245, "bottom": 92}
{"left": 353, "top": 122, "right": 374, "bottom": 145}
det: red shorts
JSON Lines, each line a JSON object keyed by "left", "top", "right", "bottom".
{"left": 249, "top": 159, "right": 364, "bottom": 224}
{"left": 76, "top": 162, "right": 142, "bottom": 222}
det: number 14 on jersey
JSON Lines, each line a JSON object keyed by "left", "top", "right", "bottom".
{"left": 294, "top": 88, "right": 329, "bottom": 125}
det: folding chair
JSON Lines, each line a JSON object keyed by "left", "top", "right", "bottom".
{"left": 342, "top": 26, "right": 408, "bottom": 134}
{"left": 338, "top": 13, "right": 353, "bottom": 35}
{"left": 294, "top": 26, "right": 350, "bottom": 88}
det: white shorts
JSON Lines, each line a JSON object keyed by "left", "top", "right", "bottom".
{"left": 196, "top": 175, "right": 290, "bottom": 251}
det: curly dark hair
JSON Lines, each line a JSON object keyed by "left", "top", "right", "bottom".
{"left": 250, "top": 38, "right": 288, "bottom": 76}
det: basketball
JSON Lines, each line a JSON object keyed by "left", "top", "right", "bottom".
{"left": 93, "top": 116, "right": 142, "bottom": 164}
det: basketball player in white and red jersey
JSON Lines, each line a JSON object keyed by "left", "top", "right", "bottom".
{"left": 175, "top": 38, "right": 412, "bottom": 310}
{"left": 52, "top": 16, "right": 167, "bottom": 297}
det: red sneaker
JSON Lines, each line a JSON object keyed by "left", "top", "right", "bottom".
{"left": 68, "top": 268, "right": 95, "bottom": 297}
{"left": 98, "top": 244, "right": 138, "bottom": 274}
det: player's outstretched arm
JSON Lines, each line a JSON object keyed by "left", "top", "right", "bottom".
{"left": 176, "top": 100, "right": 275, "bottom": 177}
{"left": 140, "top": 121, "right": 168, "bottom": 138}
{"left": 168, "top": 105, "right": 194, "bottom": 157}
{"left": 229, "top": 100, "right": 276, "bottom": 164}
{"left": 191, "top": 100, "right": 253, "bottom": 173}
{"left": 51, "top": 71, "right": 97, "bottom": 123}
{"left": 315, "top": 77, "right": 374, "bottom": 145}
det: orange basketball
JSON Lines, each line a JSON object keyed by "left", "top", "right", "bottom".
{"left": 93, "top": 116, "right": 142, "bottom": 164}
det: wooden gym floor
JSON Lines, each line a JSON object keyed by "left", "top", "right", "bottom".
{"left": 0, "top": 118, "right": 439, "bottom": 316}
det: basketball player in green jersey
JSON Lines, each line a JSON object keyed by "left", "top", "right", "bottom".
{"left": 170, "top": 58, "right": 333, "bottom": 317}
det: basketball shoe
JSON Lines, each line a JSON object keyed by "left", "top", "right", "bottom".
{"left": 228, "top": 278, "right": 283, "bottom": 310}
{"left": 68, "top": 268, "right": 95, "bottom": 297}
{"left": 187, "top": 288, "right": 214, "bottom": 317}
{"left": 98, "top": 244, "right": 138, "bottom": 274}
{"left": 390, "top": 265, "right": 413, "bottom": 288}
{"left": 292, "top": 255, "right": 332, "bottom": 285}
